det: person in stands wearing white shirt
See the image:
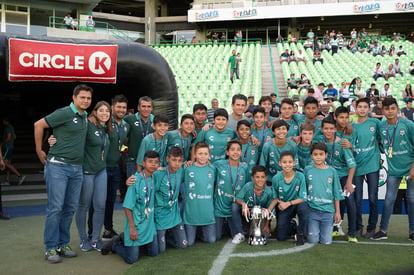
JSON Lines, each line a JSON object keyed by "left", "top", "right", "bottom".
{"left": 339, "top": 82, "right": 350, "bottom": 105}
{"left": 409, "top": 61, "right": 414, "bottom": 75}
{"left": 303, "top": 38, "right": 313, "bottom": 50}
{"left": 297, "top": 49, "right": 306, "bottom": 64}
{"left": 393, "top": 59, "right": 403, "bottom": 76}
{"left": 380, "top": 83, "right": 392, "bottom": 99}
{"left": 307, "top": 28, "right": 314, "bottom": 42}
{"left": 384, "top": 64, "right": 396, "bottom": 81}
{"left": 372, "top": 62, "right": 385, "bottom": 81}
{"left": 350, "top": 28, "right": 357, "bottom": 40}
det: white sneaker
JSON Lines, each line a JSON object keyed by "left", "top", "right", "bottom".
{"left": 232, "top": 233, "right": 245, "bottom": 244}
{"left": 338, "top": 225, "right": 345, "bottom": 236}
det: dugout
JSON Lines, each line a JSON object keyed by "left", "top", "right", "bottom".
{"left": 0, "top": 33, "right": 178, "bottom": 128}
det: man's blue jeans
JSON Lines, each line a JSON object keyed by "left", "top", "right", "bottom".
{"left": 104, "top": 166, "right": 120, "bottom": 231}
{"left": 353, "top": 171, "right": 379, "bottom": 231}
{"left": 157, "top": 222, "right": 188, "bottom": 253}
{"left": 185, "top": 223, "right": 216, "bottom": 247}
{"left": 43, "top": 161, "right": 83, "bottom": 251}
{"left": 76, "top": 169, "right": 107, "bottom": 241}
{"left": 113, "top": 234, "right": 158, "bottom": 264}
{"left": 380, "top": 177, "right": 414, "bottom": 233}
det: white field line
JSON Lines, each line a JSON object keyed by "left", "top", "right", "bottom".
{"left": 208, "top": 240, "right": 236, "bottom": 275}
{"left": 334, "top": 240, "right": 414, "bottom": 246}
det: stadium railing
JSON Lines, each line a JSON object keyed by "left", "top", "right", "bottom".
{"left": 268, "top": 41, "right": 280, "bottom": 103}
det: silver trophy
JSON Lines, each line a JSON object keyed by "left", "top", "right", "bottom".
{"left": 244, "top": 205, "right": 270, "bottom": 246}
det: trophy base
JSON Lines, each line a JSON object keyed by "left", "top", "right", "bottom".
{"left": 248, "top": 235, "right": 267, "bottom": 246}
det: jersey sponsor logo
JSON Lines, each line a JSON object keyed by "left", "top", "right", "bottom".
{"left": 189, "top": 182, "right": 195, "bottom": 189}
{"left": 217, "top": 188, "right": 224, "bottom": 196}
{"left": 220, "top": 170, "right": 227, "bottom": 176}
{"left": 270, "top": 152, "right": 275, "bottom": 157}
{"left": 207, "top": 183, "right": 212, "bottom": 189}
{"left": 94, "top": 131, "right": 100, "bottom": 136}
{"left": 189, "top": 172, "right": 195, "bottom": 178}
{"left": 189, "top": 193, "right": 195, "bottom": 200}
{"left": 219, "top": 180, "right": 225, "bottom": 185}
{"left": 134, "top": 121, "right": 140, "bottom": 126}
{"left": 240, "top": 173, "right": 244, "bottom": 181}
{"left": 208, "top": 135, "right": 214, "bottom": 141}
{"left": 308, "top": 175, "right": 313, "bottom": 181}
{"left": 73, "top": 117, "right": 78, "bottom": 124}
{"left": 9, "top": 38, "right": 118, "bottom": 83}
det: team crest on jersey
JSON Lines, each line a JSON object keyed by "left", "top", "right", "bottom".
{"left": 327, "top": 176, "right": 332, "bottom": 184}
{"left": 294, "top": 125, "right": 298, "bottom": 130}
{"left": 208, "top": 171, "right": 212, "bottom": 179}
{"left": 400, "top": 128, "right": 405, "bottom": 136}
{"left": 251, "top": 149, "right": 256, "bottom": 155}
{"left": 295, "top": 184, "right": 299, "bottom": 192}
{"left": 334, "top": 150, "right": 340, "bottom": 156}
{"left": 227, "top": 135, "right": 231, "bottom": 142}
{"left": 369, "top": 125, "right": 375, "bottom": 132}
{"left": 240, "top": 173, "right": 244, "bottom": 181}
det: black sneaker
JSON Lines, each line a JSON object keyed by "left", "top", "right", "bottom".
{"left": 371, "top": 230, "right": 388, "bottom": 240}
{"left": 365, "top": 229, "right": 375, "bottom": 239}
{"left": 57, "top": 245, "right": 77, "bottom": 258}
{"left": 0, "top": 212, "right": 10, "bottom": 220}
{"left": 102, "top": 230, "right": 118, "bottom": 240}
{"left": 356, "top": 228, "right": 363, "bottom": 238}
{"left": 101, "top": 235, "right": 121, "bottom": 255}
{"left": 295, "top": 234, "right": 305, "bottom": 246}
{"left": 409, "top": 233, "right": 414, "bottom": 243}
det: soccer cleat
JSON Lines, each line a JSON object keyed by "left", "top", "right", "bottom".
{"left": 102, "top": 230, "right": 118, "bottom": 240}
{"left": 348, "top": 236, "right": 358, "bottom": 243}
{"left": 17, "top": 175, "right": 26, "bottom": 185}
{"left": 365, "top": 229, "right": 375, "bottom": 239}
{"left": 295, "top": 234, "right": 305, "bottom": 246}
{"left": 371, "top": 230, "right": 388, "bottom": 240}
{"left": 409, "top": 233, "right": 414, "bottom": 243}
{"left": 57, "top": 245, "right": 77, "bottom": 258}
{"left": 91, "top": 240, "right": 103, "bottom": 251}
{"left": 80, "top": 239, "right": 93, "bottom": 252}
{"left": 45, "top": 249, "right": 61, "bottom": 264}
{"left": 232, "top": 233, "right": 245, "bottom": 244}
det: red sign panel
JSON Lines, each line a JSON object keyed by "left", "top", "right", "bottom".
{"left": 8, "top": 38, "right": 118, "bottom": 83}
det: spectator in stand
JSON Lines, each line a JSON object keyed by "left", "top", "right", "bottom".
{"left": 71, "top": 17, "right": 79, "bottom": 30}
{"left": 339, "top": 82, "right": 350, "bottom": 105}
{"left": 235, "top": 30, "right": 242, "bottom": 46}
{"left": 206, "top": 31, "right": 212, "bottom": 42}
{"left": 338, "top": 36, "right": 344, "bottom": 50}
{"left": 388, "top": 45, "right": 396, "bottom": 56}
{"left": 207, "top": 98, "right": 219, "bottom": 123}
{"left": 220, "top": 32, "right": 226, "bottom": 43}
{"left": 393, "top": 59, "right": 403, "bottom": 76}
{"left": 270, "top": 93, "right": 281, "bottom": 116}
{"left": 349, "top": 77, "right": 365, "bottom": 99}
{"left": 368, "top": 39, "right": 376, "bottom": 53}
{"left": 348, "top": 99, "right": 357, "bottom": 115}
{"left": 212, "top": 32, "right": 219, "bottom": 43}
{"left": 371, "top": 44, "right": 381, "bottom": 57}
{"left": 372, "top": 62, "right": 385, "bottom": 81}
{"left": 409, "top": 61, "right": 414, "bottom": 75}
{"left": 287, "top": 73, "right": 300, "bottom": 92}
{"left": 289, "top": 34, "right": 297, "bottom": 43}
{"left": 359, "top": 28, "right": 367, "bottom": 39}
{"left": 300, "top": 88, "right": 315, "bottom": 106}
{"left": 350, "top": 40, "right": 358, "bottom": 53}
{"left": 312, "top": 36, "right": 320, "bottom": 51}
{"left": 317, "top": 101, "right": 335, "bottom": 118}
{"left": 343, "top": 37, "right": 349, "bottom": 49}
{"left": 297, "top": 49, "right": 306, "bottom": 64}
{"left": 307, "top": 28, "right": 315, "bottom": 41}
{"left": 321, "top": 40, "right": 329, "bottom": 51}
{"left": 245, "top": 95, "right": 255, "bottom": 117}
{"left": 280, "top": 49, "right": 290, "bottom": 64}
{"left": 86, "top": 16, "right": 95, "bottom": 31}
{"left": 384, "top": 64, "right": 396, "bottom": 81}
{"left": 191, "top": 36, "right": 196, "bottom": 44}
{"left": 314, "top": 83, "right": 325, "bottom": 102}
{"left": 402, "top": 84, "right": 414, "bottom": 103}
{"left": 350, "top": 28, "right": 357, "bottom": 40}
{"left": 358, "top": 40, "right": 368, "bottom": 53}
{"left": 287, "top": 32, "right": 292, "bottom": 41}
{"left": 303, "top": 38, "right": 313, "bottom": 50}
{"left": 329, "top": 29, "right": 336, "bottom": 38}
{"left": 396, "top": 45, "right": 406, "bottom": 57}
{"left": 312, "top": 49, "right": 323, "bottom": 64}
{"left": 276, "top": 35, "right": 284, "bottom": 44}
{"left": 380, "top": 83, "right": 392, "bottom": 99}
{"left": 366, "top": 83, "right": 379, "bottom": 100}
{"left": 401, "top": 100, "right": 414, "bottom": 122}
{"left": 235, "top": 52, "right": 242, "bottom": 76}
{"left": 288, "top": 51, "right": 296, "bottom": 64}
{"left": 330, "top": 35, "right": 339, "bottom": 55}
{"left": 370, "top": 99, "right": 384, "bottom": 120}
{"left": 392, "top": 32, "right": 400, "bottom": 42}
{"left": 299, "top": 74, "right": 311, "bottom": 91}
{"left": 227, "top": 50, "right": 239, "bottom": 83}
{"left": 323, "top": 83, "right": 338, "bottom": 101}
{"left": 62, "top": 13, "right": 73, "bottom": 29}
{"left": 380, "top": 45, "right": 388, "bottom": 57}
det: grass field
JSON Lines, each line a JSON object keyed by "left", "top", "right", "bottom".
{"left": 1, "top": 210, "right": 413, "bottom": 275}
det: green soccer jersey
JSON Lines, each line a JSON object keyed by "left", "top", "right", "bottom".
{"left": 228, "top": 55, "right": 236, "bottom": 69}
{"left": 106, "top": 119, "right": 129, "bottom": 168}
{"left": 153, "top": 167, "right": 184, "bottom": 230}
{"left": 259, "top": 139, "right": 299, "bottom": 179}
{"left": 83, "top": 123, "right": 110, "bottom": 174}
{"left": 272, "top": 171, "right": 307, "bottom": 202}
{"left": 304, "top": 165, "right": 344, "bottom": 213}
{"left": 251, "top": 127, "right": 273, "bottom": 154}
{"left": 183, "top": 164, "right": 216, "bottom": 225}
{"left": 45, "top": 103, "right": 88, "bottom": 165}
{"left": 235, "top": 181, "right": 273, "bottom": 209}
{"left": 214, "top": 160, "right": 249, "bottom": 217}
{"left": 167, "top": 130, "right": 193, "bottom": 161}
{"left": 123, "top": 113, "right": 154, "bottom": 161}
{"left": 136, "top": 133, "right": 169, "bottom": 167}
{"left": 351, "top": 118, "right": 381, "bottom": 176}
{"left": 123, "top": 172, "right": 157, "bottom": 246}
{"left": 335, "top": 129, "right": 356, "bottom": 147}
{"left": 2, "top": 124, "right": 15, "bottom": 148}
{"left": 298, "top": 143, "right": 314, "bottom": 172}
{"left": 240, "top": 140, "right": 259, "bottom": 179}
{"left": 194, "top": 127, "right": 237, "bottom": 163}
{"left": 316, "top": 136, "right": 356, "bottom": 179}
{"left": 379, "top": 118, "right": 414, "bottom": 177}
{"left": 293, "top": 114, "right": 322, "bottom": 133}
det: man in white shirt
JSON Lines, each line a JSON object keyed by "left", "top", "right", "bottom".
{"left": 297, "top": 49, "right": 307, "bottom": 64}
{"left": 380, "top": 83, "right": 392, "bottom": 99}
{"left": 372, "top": 62, "right": 385, "bottom": 80}
{"left": 393, "top": 58, "right": 403, "bottom": 76}
{"left": 384, "top": 64, "right": 396, "bottom": 81}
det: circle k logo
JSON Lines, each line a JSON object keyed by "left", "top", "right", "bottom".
{"left": 89, "top": 51, "right": 112, "bottom": 75}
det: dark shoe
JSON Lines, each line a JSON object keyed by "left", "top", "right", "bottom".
{"left": 0, "top": 212, "right": 10, "bottom": 220}
{"left": 101, "top": 235, "right": 121, "bottom": 255}
{"left": 356, "top": 228, "right": 363, "bottom": 238}
{"left": 45, "top": 249, "right": 61, "bottom": 264}
{"left": 102, "top": 229, "right": 118, "bottom": 240}
{"left": 295, "top": 234, "right": 305, "bottom": 246}
{"left": 371, "top": 230, "right": 388, "bottom": 240}
{"left": 409, "top": 233, "right": 414, "bottom": 243}
{"left": 57, "top": 245, "right": 77, "bottom": 258}
{"left": 365, "top": 229, "right": 375, "bottom": 239}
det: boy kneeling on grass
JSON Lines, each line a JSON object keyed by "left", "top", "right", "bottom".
{"left": 235, "top": 165, "right": 274, "bottom": 242}
{"left": 101, "top": 151, "right": 160, "bottom": 264}
{"left": 304, "top": 142, "right": 344, "bottom": 245}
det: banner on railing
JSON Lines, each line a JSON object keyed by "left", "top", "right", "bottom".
{"left": 8, "top": 38, "right": 118, "bottom": 83}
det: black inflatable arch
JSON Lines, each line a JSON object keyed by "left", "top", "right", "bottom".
{"left": 0, "top": 33, "right": 178, "bottom": 128}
